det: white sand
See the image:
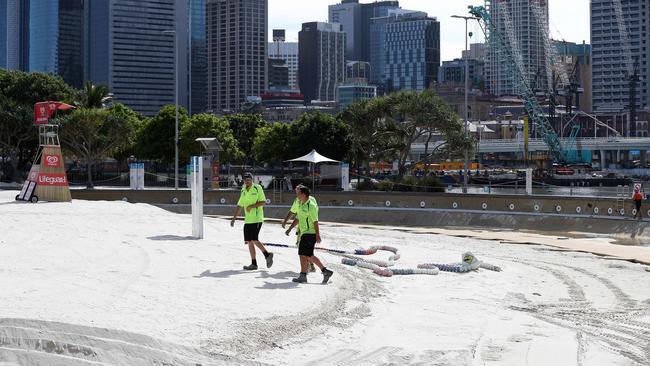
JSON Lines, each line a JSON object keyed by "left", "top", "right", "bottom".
{"left": 0, "top": 190, "right": 648, "bottom": 365}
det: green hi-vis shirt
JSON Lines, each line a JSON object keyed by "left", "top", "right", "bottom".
{"left": 290, "top": 196, "right": 317, "bottom": 214}
{"left": 237, "top": 183, "right": 266, "bottom": 223}
{"left": 296, "top": 197, "right": 319, "bottom": 235}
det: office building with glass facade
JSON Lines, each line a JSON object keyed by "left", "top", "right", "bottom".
{"left": 0, "top": 0, "right": 22, "bottom": 69}
{"left": 329, "top": 0, "right": 399, "bottom": 62}
{"left": 27, "top": 0, "right": 85, "bottom": 88}
{"left": 384, "top": 11, "right": 440, "bottom": 91}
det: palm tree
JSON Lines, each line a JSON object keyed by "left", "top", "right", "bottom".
{"left": 78, "top": 81, "right": 112, "bottom": 109}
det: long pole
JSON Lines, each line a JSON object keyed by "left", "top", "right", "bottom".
{"left": 174, "top": 31, "right": 179, "bottom": 190}
{"left": 463, "top": 18, "right": 469, "bottom": 194}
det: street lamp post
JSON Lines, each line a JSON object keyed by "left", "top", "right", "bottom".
{"left": 451, "top": 15, "right": 479, "bottom": 194}
{"left": 163, "top": 29, "right": 179, "bottom": 190}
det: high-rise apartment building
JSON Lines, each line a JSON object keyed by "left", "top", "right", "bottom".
{"left": 485, "top": 0, "right": 547, "bottom": 97}
{"left": 591, "top": 0, "right": 649, "bottom": 115}
{"left": 384, "top": 11, "right": 440, "bottom": 91}
{"left": 298, "top": 22, "right": 346, "bottom": 103}
{"left": 329, "top": 0, "right": 399, "bottom": 62}
{"left": 268, "top": 41, "right": 299, "bottom": 90}
{"left": 207, "top": 0, "right": 268, "bottom": 113}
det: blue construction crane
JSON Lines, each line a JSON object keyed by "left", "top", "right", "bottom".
{"left": 469, "top": 4, "right": 573, "bottom": 163}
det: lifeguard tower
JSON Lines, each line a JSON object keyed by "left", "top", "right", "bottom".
{"left": 15, "top": 101, "right": 75, "bottom": 203}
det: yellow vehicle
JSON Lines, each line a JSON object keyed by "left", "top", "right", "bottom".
{"left": 413, "top": 161, "right": 482, "bottom": 172}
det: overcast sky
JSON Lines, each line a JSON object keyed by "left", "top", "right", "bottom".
{"left": 268, "top": 0, "right": 590, "bottom": 61}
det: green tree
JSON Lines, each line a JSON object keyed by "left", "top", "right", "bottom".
{"left": 225, "top": 113, "right": 268, "bottom": 163}
{"left": 59, "top": 106, "right": 138, "bottom": 188}
{"left": 287, "top": 111, "right": 351, "bottom": 160}
{"left": 77, "top": 81, "right": 112, "bottom": 109}
{"left": 338, "top": 99, "right": 393, "bottom": 177}
{"left": 136, "top": 105, "right": 189, "bottom": 162}
{"left": 180, "top": 113, "right": 243, "bottom": 162}
{"left": 375, "top": 90, "right": 472, "bottom": 178}
{"left": 252, "top": 122, "right": 291, "bottom": 164}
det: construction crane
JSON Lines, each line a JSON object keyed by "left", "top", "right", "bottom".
{"left": 469, "top": 2, "right": 573, "bottom": 163}
{"left": 612, "top": 0, "right": 640, "bottom": 137}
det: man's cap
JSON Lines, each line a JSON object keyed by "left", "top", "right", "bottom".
{"left": 243, "top": 172, "right": 253, "bottom": 179}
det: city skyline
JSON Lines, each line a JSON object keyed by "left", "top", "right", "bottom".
{"left": 269, "top": 0, "right": 591, "bottom": 62}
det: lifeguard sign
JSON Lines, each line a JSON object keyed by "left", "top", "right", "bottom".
{"left": 16, "top": 101, "right": 75, "bottom": 203}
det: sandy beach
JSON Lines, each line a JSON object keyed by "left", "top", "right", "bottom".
{"left": 0, "top": 190, "right": 648, "bottom": 365}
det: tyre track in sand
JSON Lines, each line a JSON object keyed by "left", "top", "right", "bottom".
{"left": 500, "top": 256, "right": 650, "bottom": 365}
{"left": 203, "top": 264, "right": 384, "bottom": 360}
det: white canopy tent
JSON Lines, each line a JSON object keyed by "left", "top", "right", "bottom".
{"left": 286, "top": 149, "right": 340, "bottom": 191}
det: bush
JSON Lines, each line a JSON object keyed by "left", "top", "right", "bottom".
{"left": 377, "top": 179, "right": 394, "bottom": 192}
{"left": 357, "top": 179, "right": 378, "bottom": 191}
{"left": 393, "top": 176, "right": 416, "bottom": 192}
{"left": 416, "top": 175, "right": 445, "bottom": 192}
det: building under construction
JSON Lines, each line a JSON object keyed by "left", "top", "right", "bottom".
{"left": 485, "top": 0, "right": 548, "bottom": 97}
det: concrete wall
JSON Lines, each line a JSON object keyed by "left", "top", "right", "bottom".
{"left": 70, "top": 189, "right": 650, "bottom": 238}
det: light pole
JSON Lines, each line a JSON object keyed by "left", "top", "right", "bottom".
{"left": 163, "top": 29, "right": 179, "bottom": 190}
{"left": 451, "top": 15, "right": 479, "bottom": 193}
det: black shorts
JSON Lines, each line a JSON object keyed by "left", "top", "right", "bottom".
{"left": 635, "top": 200, "right": 642, "bottom": 210}
{"left": 298, "top": 234, "right": 316, "bottom": 257}
{"left": 243, "top": 223, "right": 262, "bottom": 242}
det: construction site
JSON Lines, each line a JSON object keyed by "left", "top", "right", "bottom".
{"left": 431, "top": 0, "right": 650, "bottom": 175}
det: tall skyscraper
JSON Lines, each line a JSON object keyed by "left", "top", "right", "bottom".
{"left": 189, "top": 0, "right": 208, "bottom": 115}
{"left": 299, "top": 22, "right": 346, "bottom": 103}
{"left": 28, "top": 0, "right": 85, "bottom": 88}
{"left": 328, "top": 0, "right": 399, "bottom": 62}
{"left": 384, "top": 11, "right": 440, "bottom": 91}
{"left": 591, "top": 0, "right": 649, "bottom": 115}
{"left": 89, "top": 0, "right": 190, "bottom": 116}
{"left": 485, "top": 0, "right": 548, "bottom": 97}
{"left": 207, "top": 0, "right": 268, "bottom": 113}
{"left": 369, "top": 8, "right": 422, "bottom": 86}
{"left": 0, "top": 0, "right": 21, "bottom": 69}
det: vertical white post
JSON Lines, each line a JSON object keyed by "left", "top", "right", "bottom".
{"left": 129, "top": 163, "right": 137, "bottom": 190}
{"left": 341, "top": 162, "right": 350, "bottom": 191}
{"left": 526, "top": 168, "right": 533, "bottom": 196}
{"left": 191, "top": 156, "right": 203, "bottom": 239}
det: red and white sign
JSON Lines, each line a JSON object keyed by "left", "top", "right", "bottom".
{"left": 34, "top": 102, "right": 50, "bottom": 124}
{"left": 34, "top": 101, "right": 76, "bottom": 125}
{"left": 44, "top": 154, "right": 61, "bottom": 167}
{"left": 37, "top": 173, "right": 68, "bottom": 186}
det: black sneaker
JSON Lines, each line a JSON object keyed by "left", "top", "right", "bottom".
{"left": 265, "top": 252, "right": 274, "bottom": 268}
{"left": 243, "top": 263, "right": 258, "bottom": 270}
{"left": 292, "top": 273, "right": 307, "bottom": 283}
{"left": 322, "top": 269, "right": 334, "bottom": 284}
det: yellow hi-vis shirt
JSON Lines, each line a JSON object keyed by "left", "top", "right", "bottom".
{"left": 296, "top": 197, "right": 319, "bottom": 235}
{"left": 290, "top": 195, "right": 317, "bottom": 214}
{"left": 237, "top": 183, "right": 266, "bottom": 223}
